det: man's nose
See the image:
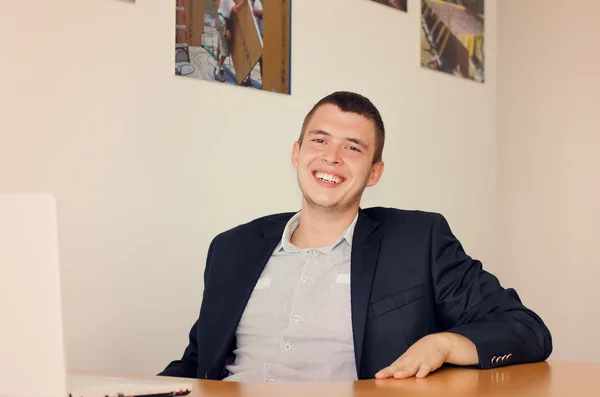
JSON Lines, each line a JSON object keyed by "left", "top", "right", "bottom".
{"left": 322, "top": 145, "right": 343, "bottom": 164}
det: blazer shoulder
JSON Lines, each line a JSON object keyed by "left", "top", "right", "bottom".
{"left": 211, "top": 211, "right": 296, "bottom": 245}
{"left": 362, "top": 206, "right": 444, "bottom": 228}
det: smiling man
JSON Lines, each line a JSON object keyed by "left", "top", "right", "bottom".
{"left": 159, "top": 91, "right": 552, "bottom": 382}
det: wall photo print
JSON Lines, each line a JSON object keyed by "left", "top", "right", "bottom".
{"left": 368, "top": 0, "right": 407, "bottom": 12}
{"left": 421, "top": 0, "right": 484, "bottom": 83}
{"left": 175, "top": 0, "right": 292, "bottom": 95}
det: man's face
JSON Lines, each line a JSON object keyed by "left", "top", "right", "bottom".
{"left": 292, "top": 104, "right": 384, "bottom": 213}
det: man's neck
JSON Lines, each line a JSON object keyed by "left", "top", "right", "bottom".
{"left": 290, "top": 203, "right": 359, "bottom": 249}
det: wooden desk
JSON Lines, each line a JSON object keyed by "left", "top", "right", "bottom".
{"left": 76, "top": 361, "right": 600, "bottom": 397}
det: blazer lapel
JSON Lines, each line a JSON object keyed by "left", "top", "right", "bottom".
{"left": 350, "top": 209, "right": 383, "bottom": 378}
{"left": 212, "top": 216, "right": 290, "bottom": 376}
{"left": 230, "top": 217, "right": 289, "bottom": 322}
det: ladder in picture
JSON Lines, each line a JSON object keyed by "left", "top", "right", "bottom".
{"left": 176, "top": 0, "right": 190, "bottom": 63}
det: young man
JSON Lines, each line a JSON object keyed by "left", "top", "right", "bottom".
{"left": 159, "top": 91, "right": 552, "bottom": 382}
{"left": 214, "top": 0, "right": 246, "bottom": 83}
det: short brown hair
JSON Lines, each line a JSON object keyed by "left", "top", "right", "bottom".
{"left": 299, "top": 91, "right": 385, "bottom": 164}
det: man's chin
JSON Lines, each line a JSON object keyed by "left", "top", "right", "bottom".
{"left": 313, "top": 202, "right": 343, "bottom": 212}
{"left": 300, "top": 186, "right": 363, "bottom": 213}
{"left": 302, "top": 195, "right": 339, "bottom": 210}
{"left": 304, "top": 195, "right": 355, "bottom": 213}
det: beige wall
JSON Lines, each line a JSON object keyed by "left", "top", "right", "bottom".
{"left": 0, "top": 0, "right": 498, "bottom": 374}
{"left": 497, "top": 0, "right": 600, "bottom": 362}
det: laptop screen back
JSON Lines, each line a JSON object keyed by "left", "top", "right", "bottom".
{"left": 0, "top": 194, "right": 67, "bottom": 397}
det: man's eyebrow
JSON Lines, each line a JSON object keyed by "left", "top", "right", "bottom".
{"left": 346, "top": 137, "right": 369, "bottom": 149}
{"left": 307, "top": 129, "right": 331, "bottom": 137}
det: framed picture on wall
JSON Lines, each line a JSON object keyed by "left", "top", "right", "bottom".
{"left": 367, "top": 0, "right": 407, "bottom": 12}
{"left": 421, "top": 0, "right": 485, "bottom": 83}
{"left": 174, "top": 0, "right": 292, "bottom": 95}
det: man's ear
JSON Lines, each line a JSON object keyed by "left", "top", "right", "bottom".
{"left": 291, "top": 141, "right": 300, "bottom": 169}
{"left": 366, "top": 161, "right": 384, "bottom": 187}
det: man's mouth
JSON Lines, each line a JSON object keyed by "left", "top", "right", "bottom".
{"left": 313, "top": 171, "right": 346, "bottom": 185}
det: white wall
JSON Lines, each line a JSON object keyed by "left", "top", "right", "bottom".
{"left": 0, "top": 0, "right": 498, "bottom": 375}
{"left": 497, "top": 0, "right": 600, "bottom": 362}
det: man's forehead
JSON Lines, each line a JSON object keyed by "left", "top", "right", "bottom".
{"left": 307, "top": 107, "right": 376, "bottom": 138}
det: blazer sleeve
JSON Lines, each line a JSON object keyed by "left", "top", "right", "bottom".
{"left": 429, "top": 213, "right": 553, "bottom": 369}
{"left": 158, "top": 237, "right": 217, "bottom": 378}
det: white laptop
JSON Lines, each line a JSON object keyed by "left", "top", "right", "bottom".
{"left": 0, "top": 193, "right": 192, "bottom": 397}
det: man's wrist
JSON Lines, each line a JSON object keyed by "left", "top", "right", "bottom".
{"left": 435, "top": 332, "right": 454, "bottom": 359}
{"left": 437, "top": 332, "right": 478, "bottom": 366}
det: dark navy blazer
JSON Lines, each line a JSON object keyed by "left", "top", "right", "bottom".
{"left": 159, "top": 207, "right": 552, "bottom": 380}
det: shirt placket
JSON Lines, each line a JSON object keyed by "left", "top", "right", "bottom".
{"left": 279, "top": 249, "right": 322, "bottom": 371}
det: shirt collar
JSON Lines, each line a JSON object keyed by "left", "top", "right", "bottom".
{"left": 276, "top": 211, "right": 359, "bottom": 254}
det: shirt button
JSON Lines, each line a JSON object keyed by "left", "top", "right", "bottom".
{"left": 268, "top": 379, "right": 275, "bottom": 383}
{"left": 301, "top": 277, "right": 308, "bottom": 282}
{"left": 293, "top": 315, "right": 300, "bottom": 322}
{"left": 284, "top": 343, "right": 291, "bottom": 351}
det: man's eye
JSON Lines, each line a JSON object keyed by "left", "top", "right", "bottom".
{"left": 313, "top": 139, "right": 325, "bottom": 143}
{"left": 348, "top": 146, "right": 361, "bottom": 152}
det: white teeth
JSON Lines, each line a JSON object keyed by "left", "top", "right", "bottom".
{"left": 315, "top": 172, "right": 343, "bottom": 184}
